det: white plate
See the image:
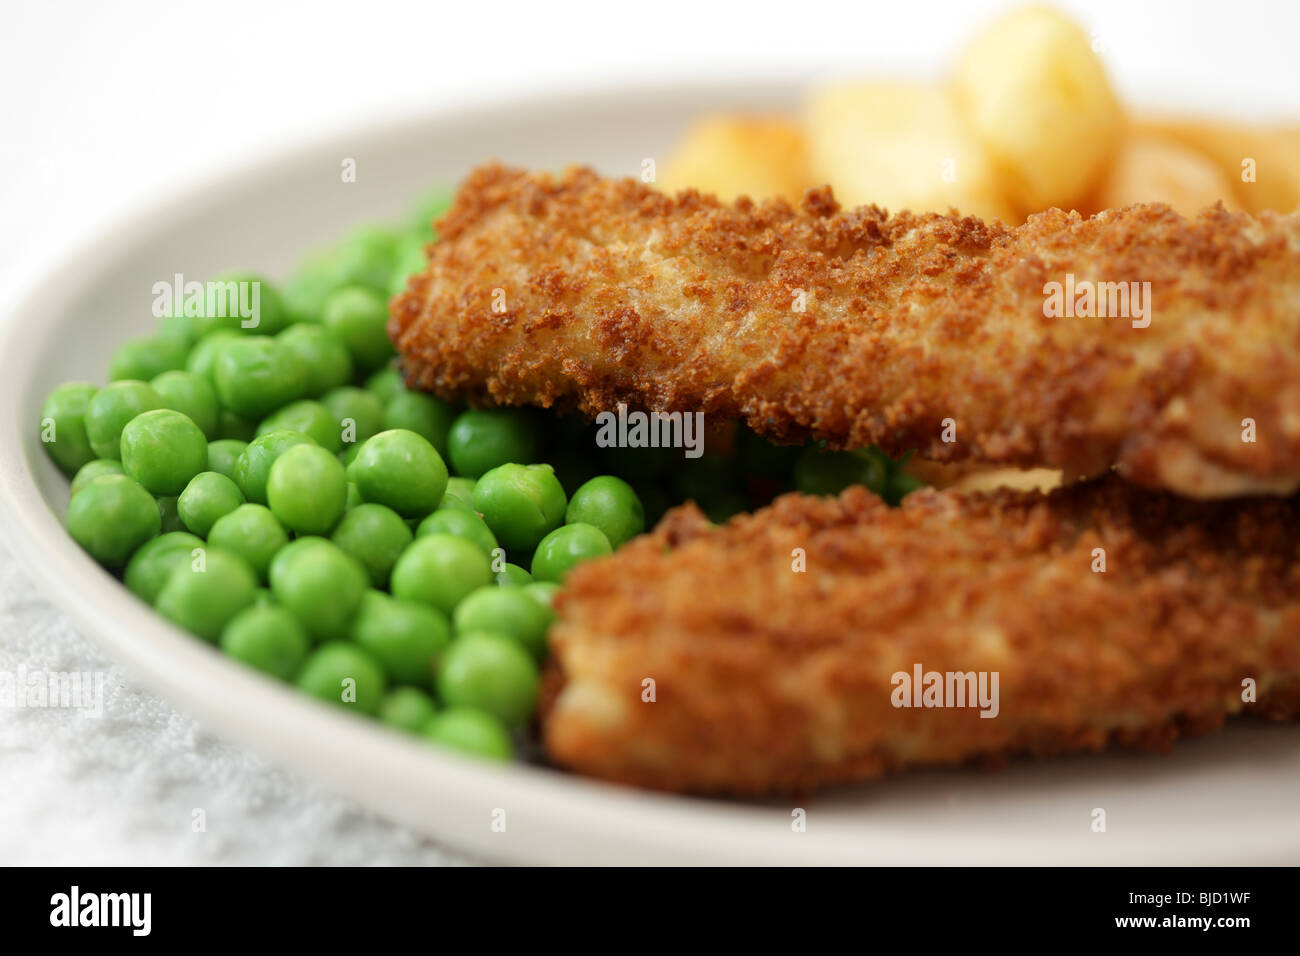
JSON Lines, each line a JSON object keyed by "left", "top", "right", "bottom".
{"left": 2, "top": 81, "right": 1297, "bottom": 865}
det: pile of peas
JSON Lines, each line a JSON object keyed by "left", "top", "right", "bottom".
{"left": 39, "top": 185, "right": 922, "bottom": 764}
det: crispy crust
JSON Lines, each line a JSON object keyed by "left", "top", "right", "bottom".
{"left": 391, "top": 163, "right": 1300, "bottom": 498}
{"left": 539, "top": 477, "right": 1300, "bottom": 795}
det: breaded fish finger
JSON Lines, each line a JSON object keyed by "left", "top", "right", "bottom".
{"left": 391, "top": 163, "right": 1300, "bottom": 498}
{"left": 540, "top": 478, "right": 1300, "bottom": 794}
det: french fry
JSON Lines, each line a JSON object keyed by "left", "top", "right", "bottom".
{"left": 804, "top": 81, "right": 1014, "bottom": 221}
{"left": 658, "top": 116, "right": 812, "bottom": 205}
{"left": 953, "top": 6, "right": 1122, "bottom": 214}
{"left": 1094, "top": 133, "right": 1239, "bottom": 216}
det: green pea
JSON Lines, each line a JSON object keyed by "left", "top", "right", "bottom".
{"left": 565, "top": 475, "right": 645, "bottom": 548}
{"left": 243, "top": 273, "right": 290, "bottom": 335}
{"left": 123, "top": 531, "right": 204, "bottom": 603}
{"left": 330, "top": 502, "right": 413, "bottom": 587}
{"left": 436, "top": 491, "right": 472, "bottom": 512}
{"left": 344, "top": 224, "right": 403, "bottom": 280}
{"left": 347, "top": 429, "right": 448, "bottom": 518}
{"left": 157, "top": 308, "right": 203, "bottom": 347}
{"left": 522, "top": 581, "right": 560, "bottom": 612}
{"left": 177, "top": 471, "right": 245, "bottom": 537}
{"left": 383, "top": 391, "right": 454, "bottom": 455}
{"left": 409, "top": 187, "right": 452, "bottom": 240}
{"left": 321, "top": 285, "right": 394, "bottom": 372}
{"left": 150, "top": 370, "right": 220, "bottom": 439}
{"left": 108, "top": 336, "right": 188, "bottom": 382}
{"left": 214, "top": 337, "right": 307, "bottom": 418}
{"left": 698, "top": 492, "right": 747, "bottom": 524}
{"left": 421, "top": 707, "right": 512, "bottom": 760}
{"left": 390, "top": 533, "right": 492, "bottom": 614}
{"left": 257, "top": 400, "right": 343, "bottom": 454}
{"left": 276, "top": 324, "right": 354, "bottom": 397}
{"left": 268, "top": 538, "right": 368, "bottom": 641}
{"left": 155, "top": 545, "right": 258, "bottom": 640}
{"left": 364, "top": 366, "right": 405, "bottom": 404}
{"left": 387, "top": 234, "right": 429, "bottom": 297}
{"left": 205, "top": 439, "right": 248, "bottom": 481}
{"left": 40, "top": 382, "right": 99, "bottom": 474}
{"left": 157, "top": 495, "right": 184, "bottom": 533}
{"left": 321, "top": 386, "right": 385, "bottom": 449}
{"left": 378, "top": 686, "right": 438, "bottom": 733}
{"left": 219, "top": 604, "right": 308, "bottom": 680}
{"left": 266, "top": 444, "right": 347, "bottom": 535}
{"left": 530, "top": 523, "right": 612, "bottom": 583}
{"left": 65, "top": 474, "right": 160, "bottom": 567}
{"left": 435, "top": 631, "right": 539, "bottom": 728}
{"left": 885, "top": 471, "right": 926, "bottom": 504}
{"left": 185, "top": 330, "right": 241, "bottom": 386}
{"left": 84, "top": 380, "right": 163, "bottom": 460}
{"left": 216, "top": 408, "right": 258, "bottom": 442}
{"left": 415, "top": 506, "right": 497, "bottom": 557}
{"left": 232, "top": 429, "right": 316, "bottom": 505}
{"left": 446, "top": 408, "right": 539, "bottom": 478}
{"left": 69, "top": 458, "right": 124, "bottom": 497}
{"left": 120, "top": 409, "right": 209, "bottom": 496}
{"left": 345, "top": 481, "right": 362, "bottom": 510}
{"left": 194, "top": 272, "right": 289, "bottom": 337}
{"left": 282, "top": 248, "right": 342, "bottom": 323}
{"left": 472, "top": 463, "right": 566, "bottom": 552}
{"left": 442, "top": 476, "right": 476, "bottom": 507}
{"left": 495, "top": 563, "right": 532, "bottom": 587}
{"left": 295, "top": 642, "right": 387, "bottom": 715}
{"left": 793, "top": 446, "right": 886, "bottom": 497}
{"left": 452, "top": 586, "right": 550, "bottom": 659}
{"left": 351, "top": 590, "right": 451, "bottom": 685}
{"left": 207, "top": 503, "right": 289, "bottom": 581}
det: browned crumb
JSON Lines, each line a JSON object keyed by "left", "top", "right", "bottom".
{"left": 540, "top": 477, "right": 1300, "bottom": 795}
{"left": 392, "top": 163, "right": 1300, "bottom": 498}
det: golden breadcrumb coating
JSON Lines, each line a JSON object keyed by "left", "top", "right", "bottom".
{"left": 391, "top": 163, "right": 1300, "bottom": 498}
{"left": 540, "top": 477, "right": 1300, "bottom": 795}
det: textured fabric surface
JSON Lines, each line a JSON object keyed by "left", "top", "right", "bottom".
{"left": 0, "top": 540, "right": 469, "bottom": 866}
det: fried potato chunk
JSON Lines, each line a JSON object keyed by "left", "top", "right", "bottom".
{"left": 658, "top": 115, "right": 811, "bottom": 205}
{"left": 1095, "top": 134, "right": 1239, "bottom": 216}
{"left": 805, "top": 81, "right": 1014, "bottom": 222}
{"left": 953, "top": 5, "right": 1122, "bottom": 214}
{"left": 1137, "top": 117, "right": 1300, "bottom": 214}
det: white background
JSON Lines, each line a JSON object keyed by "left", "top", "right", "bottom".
{"left": 4, "top": 0, "right": 1297, "bottom": 295}
{"left": 1, "top": 0, "right": 1296, "bottom": 864}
